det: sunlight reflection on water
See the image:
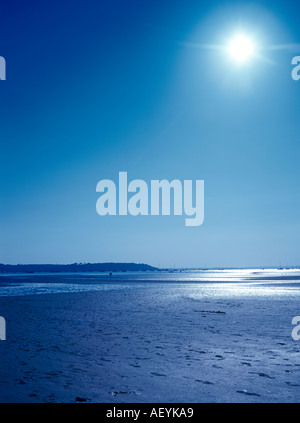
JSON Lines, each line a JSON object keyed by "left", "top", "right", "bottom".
{"left": 0, "top": 269, "right": 300, "bottom": 297}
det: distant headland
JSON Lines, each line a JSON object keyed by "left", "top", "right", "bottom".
{"left": 0, "top": 263, "right": 158, "bottom": 273}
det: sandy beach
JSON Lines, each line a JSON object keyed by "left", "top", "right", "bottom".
{"left": 0, "top": 271, "right": 300, "bottom": 403}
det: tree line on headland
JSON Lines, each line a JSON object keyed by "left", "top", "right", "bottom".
{"left": 0, "top": 263, "right": 158, "bottom": 273}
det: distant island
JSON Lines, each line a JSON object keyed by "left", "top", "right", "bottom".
{"left": 0, "top": 263, "right": 158, "bottom": 273}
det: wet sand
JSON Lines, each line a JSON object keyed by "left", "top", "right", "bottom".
{"left": 0, "top": 282, "right": 300, "bottom": 402}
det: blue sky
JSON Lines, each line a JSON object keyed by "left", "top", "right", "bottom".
{"left": 0, "top": 0, "right": 300, "bottom": 267}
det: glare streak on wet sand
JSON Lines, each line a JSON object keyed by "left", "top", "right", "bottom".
{"left": 0, "top": 269, "right": 299, "bottom": 403}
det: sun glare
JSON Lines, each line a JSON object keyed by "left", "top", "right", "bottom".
{"left": 228, "top": 35, "right": 254, "bottom": 63}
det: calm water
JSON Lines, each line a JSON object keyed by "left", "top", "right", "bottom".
{"left": 0, "top": 269, "right": 300, "bottom": 298}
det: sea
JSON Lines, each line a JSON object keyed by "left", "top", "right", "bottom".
{"left": 0, "top": 268, "right": 300, "bottom": 298}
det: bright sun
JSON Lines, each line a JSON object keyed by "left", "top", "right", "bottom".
{"left": 228, "top": 35, "right": 254, "bottom": 63}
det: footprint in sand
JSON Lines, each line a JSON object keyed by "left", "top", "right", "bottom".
{"left": 195, "top": 379, "right": 214, "bottom": 385}
{"left": 112, "top": 390, "right": 138, "bottom": 396}
{"left": 248, "top": 372, "right": 275, "bottom": 379}
{"left": 285, "top": 382, "right": 300, "bottom": 387}
{"left": 151, "top": 372, "right": 167, "bottom": 377}
{"left": 236, "top": 390, "right": 260, "bottom": 397}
